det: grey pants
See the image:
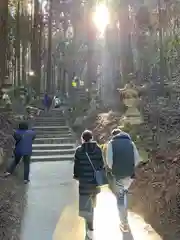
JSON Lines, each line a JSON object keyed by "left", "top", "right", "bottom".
{"left": 113, "top": 179, "right": 129, "bottom": 225}
{"left": 79, "top": 194, "right": 96, "bottom": 231}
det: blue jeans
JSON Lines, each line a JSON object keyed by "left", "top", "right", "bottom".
{"left": 7, "top": 155, "right": 31, "bottom": 181}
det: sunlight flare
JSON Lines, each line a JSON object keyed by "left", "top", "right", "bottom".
{"left": 92, "top": 3, "right": 110, "bottom": 36}
{"left": 93, "top": 188, "right": 162, "bottom": 240}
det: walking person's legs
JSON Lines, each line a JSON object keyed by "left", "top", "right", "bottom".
{"left": 79, "top": 194, "right": 95, "bottom": 240}
{"left": 5, "top": 155, "right": 21, "bottom": 176}
{"left": 115, "top": 180, "right": 129, "bottom": 232}
{"left": 86, "top": 220, "right": 94, "bottom": 239}
{"left": 86, "top": 194, "right": 96, "bottom": 239}
{"left": 23, "top": 155, "right": 31, "bottom": 183}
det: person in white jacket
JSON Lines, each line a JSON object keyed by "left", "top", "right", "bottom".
{"left": 106, "top": 128, "right": 141, "bottom": 232}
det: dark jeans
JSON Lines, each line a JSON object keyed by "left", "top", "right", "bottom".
{"left": 44, "top": 106, "right": 50, "bottom": 112}
{"left": 7, "top": 155, "right": 31, "bottom": 181}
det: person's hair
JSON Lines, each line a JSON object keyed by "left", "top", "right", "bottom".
{"left": 111, "top": 128, "right": 121, "bottom": 136}
{"left": 81, "top": 130, "right": 93, "bottom": 142}
{"left": 19, "top": 122, "right": 28, "bottom": 130}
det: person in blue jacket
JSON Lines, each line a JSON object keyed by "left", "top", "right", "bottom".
{"left": 43, "top": 92, "right": 52, "bottom": 112}
{"left": 4, "top": 122, "right": 36, "bottom": 183}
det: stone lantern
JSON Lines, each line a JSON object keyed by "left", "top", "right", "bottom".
{"left": 118, "top": 82, "right": 143, "bottom": 125}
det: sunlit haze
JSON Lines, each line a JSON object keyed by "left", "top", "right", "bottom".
{"left": 92, "top": 3, "right": 110, "bottom": 36}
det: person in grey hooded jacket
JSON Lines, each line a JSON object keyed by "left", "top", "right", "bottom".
{"left": 106, "top": 128, "right": 141, "bottom": 232}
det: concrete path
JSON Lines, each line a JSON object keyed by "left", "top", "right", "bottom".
{"left": 20, "top": 161, "right": 162, "bottom": 240}
{"left": 20, "top": 109, "right": 162, "bottom": 240}
{"left": 20, "top": 109, "right": 77, "bottom": 239}
{"left": 20, "top": 161, "right": 77, "bottom": 240}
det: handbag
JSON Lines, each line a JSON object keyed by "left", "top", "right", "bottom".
{"left": 85, "top": 152, "right": 108, "bottom": 187}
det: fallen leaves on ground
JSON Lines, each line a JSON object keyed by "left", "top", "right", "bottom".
{"left": 0, "top": 174, "right": 26, "bottom": 239}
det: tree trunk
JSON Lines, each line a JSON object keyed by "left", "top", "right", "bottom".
{"left": 0, "top": 0, "right": 8, "bottom": 88}
{"left": 31, "top": 0, "right": 41, "bottom": 93}
{"left": 37, "top": 13, "right": 43, "bottom": 93}
{"left": 87, "top": 1, "right": 96, "bottom": 90}
{"left": 22, "top": 43, "right": 26, "bottom": 85}
{"left": 16, "top": 0, "right": 21, "bottom": 86}
{"left": 47, "top": 0, "right": 52, "bottom": 93}
{"left": 13, "top": 39, "right": 17, "bottom": 86}
{"left": 61, "top": 69, "right": 66, "bottom": 94}
{"left": 158, "top": 0, "right": 165, "bottom": 85}
{"left": 119, "top": 0, "right": 133, "bottom": 83}
{"left": 58, "top": 67, "right": 61, "bottom": 90}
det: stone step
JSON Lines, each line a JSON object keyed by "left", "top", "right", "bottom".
{"left": 31, "top": 154, "right": 74, "bottom": 162}
{"left": 34, "top": 119, "right": 66, "bottom": 123}
{"left": 33, "top": 126, "right": 71, "bottom": 133}
{"left": 32, "top": 149, "right": 75, "bottom": 156}
{"left": 34, "top": 129, "right": 72, "bottom": 135}
{"left": 34, "top": 137, "right": 75, "bottom": 144}
{"left": 40, "top": 110, "right": 64, "bottom": 113}
{"left": 36, "top": 133, "right": 73, "bottom": 138}
{"left": 38, "top": 115, "right": 65, "bottom": 119}
{"left": 34, "top": 122, "right": 66, "bottom": 126}
{"left": 33, "top": 126, "right": 69, "bottom": 130}
{"left": 34, "top": 127, "right": 71, "bottom": 132}
{"left": 39, "top": 109, "right": 63, "bottom": 112}
{"left": 35, "top": 115, "right": 65, "bottom": 118}
{"left": 34, "top": 123, "right": 67, "bottom": 127}
{"left": 38, "top": 117, "right": 65, "bottom": 120}
{"left": 36, "top": 116, "right": 65, "bottom": 120}
{"left": 35, "top": 132, "right": 72, "bottom": 137}
{"left": 32, "top": 143, "right": 76, "bottom": 150}
{"left": 39, "top": 110, "right": 64, "bottom": 114}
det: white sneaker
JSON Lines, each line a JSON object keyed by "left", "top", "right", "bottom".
{"left": 24, "top": 180, "right": 30, "bottom": 184}
{"left": 4, "top": 172, "right": 11, "bottom": 177}
{"left": 86, "top": 230, "right": 93, "bottom": 239}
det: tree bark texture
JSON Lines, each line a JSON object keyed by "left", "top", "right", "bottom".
{"left": 0, "top": 0, "right": 8, "bottom": 87}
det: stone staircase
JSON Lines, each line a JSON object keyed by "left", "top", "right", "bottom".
{"left": 32, "top": 109, "right": 76, "bottom": 162}
{"left": 76, "top": 88, "right": 87, "bottom": 101}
